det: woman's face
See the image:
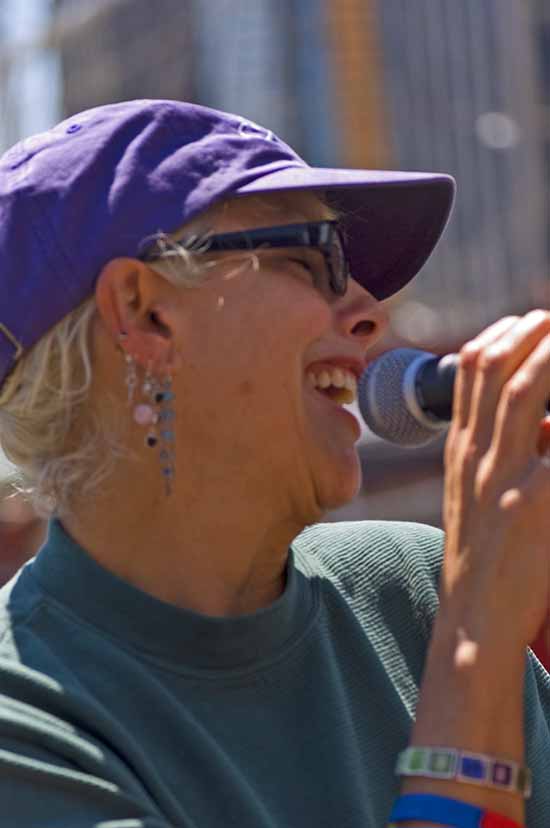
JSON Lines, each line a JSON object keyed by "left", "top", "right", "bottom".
{"left": 169, "top": 193, "right": 388, "bottom": 522}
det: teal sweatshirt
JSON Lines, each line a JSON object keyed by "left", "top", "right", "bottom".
{"left": 0, "top": 519, "right": 549, "bottom": 827}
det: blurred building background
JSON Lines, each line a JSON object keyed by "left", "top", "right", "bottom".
{"left": 0, "top": 0, "right": 549, "bottom": 575}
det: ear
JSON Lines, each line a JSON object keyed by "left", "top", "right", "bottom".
{"left": 95, "top": 257, "right": 181, "bottom": 373}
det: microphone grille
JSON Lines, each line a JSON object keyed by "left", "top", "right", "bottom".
{"left": 357, "top": 348, "right": 444, "bottom": 447}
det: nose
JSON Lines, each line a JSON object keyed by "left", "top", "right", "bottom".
{"left": 334, "top": 277, "right": 389, "bottom": 349}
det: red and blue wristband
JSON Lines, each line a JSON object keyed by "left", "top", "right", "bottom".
{"left": 388, "top": 793, "right": 523, "bottom": 828}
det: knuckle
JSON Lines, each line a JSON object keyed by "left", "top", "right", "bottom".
{"left": 478, "top": 345, "right": 508, "bottom": 375}
{"left": 504, "top": 374, "right": 530, "bottom": 407}
{"left": 525, "top": 308, "right": 550, "bottom": 328}
{"left": 458, "top": 342, "right": 481, "bottom": 369}
{"left": 460, "top": 441, "right": 482, "bottom": 470}
{"left": 499, "top": 486, "right": 529, "bottom": 513}
{"left": 533, "top": 334, "right": 550, "bottom": 363}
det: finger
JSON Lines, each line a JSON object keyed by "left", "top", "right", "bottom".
{"left": 453, "top": 316, "right": 519, "bottom": 429}
{"left": 465, "top": 310, "right": 550, "bottom": 451}
{"left": 490, "top": 332, "right": 550, "bottom": 475}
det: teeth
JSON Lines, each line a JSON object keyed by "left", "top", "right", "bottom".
{"left": 318, "top": 370, "right": 331, "bottom": 389}
{"left": 332, "top": 368, "right": 345, "bottom": 388}
{"left": 307, "top": 366, "right": 358, "bottom": 403}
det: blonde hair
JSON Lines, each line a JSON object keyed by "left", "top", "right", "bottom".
{"left": 0, "top": 191, "right": 334, "bottom": 517}
{"left": 0, "top": 239, "right": 204, "bottom": 518}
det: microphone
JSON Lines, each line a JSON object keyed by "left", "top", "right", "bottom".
{"left": 357, "top": 348, "right": 458, "bottom": 447}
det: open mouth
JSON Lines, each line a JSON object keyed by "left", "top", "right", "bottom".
{"left": 307, "top": 367, "right": 358, "bottom": 405}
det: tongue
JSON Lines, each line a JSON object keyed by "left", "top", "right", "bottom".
{"left": 319, "top": 386, "right": 347, "bottom": 403}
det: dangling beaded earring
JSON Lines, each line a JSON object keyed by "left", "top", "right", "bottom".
{"left": 156, "top": 375, "right": 176, "bottom": 495}
{"left": 120, "top": 336, "right": 176, "bottom": 495}
{"left": 133, "top": 364, "right": 159, "bottom": 448}
{"left": 124, "top": 354, "right": 137, "bottom": 403}
{"left": 119, "top": 332, "right": 137, "bottom": 404}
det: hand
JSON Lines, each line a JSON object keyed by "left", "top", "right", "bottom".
{"left": 441, "top": 310, "right": 550, "bottom": 656}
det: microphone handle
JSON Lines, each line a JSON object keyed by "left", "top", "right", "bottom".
{"left": 416, "top": 353, "right": 550, "bottom": 423}
{"left": 415, "top": 354, "right": 457, "bottom": 422}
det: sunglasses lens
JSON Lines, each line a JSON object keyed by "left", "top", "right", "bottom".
{"left": 329, "top": 234, "right": 349, "bottom": 296}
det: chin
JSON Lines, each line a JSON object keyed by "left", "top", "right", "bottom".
{"left": 317, "top": 451, "right": 363, "bottom": 512}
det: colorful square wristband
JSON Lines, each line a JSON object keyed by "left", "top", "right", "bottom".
{"left": 396, "top": 746, "right": 531, "bottom": 798}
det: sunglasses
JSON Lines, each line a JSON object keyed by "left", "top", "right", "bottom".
{"left": 147, "top": 220, "right": 351, "bottom": 297}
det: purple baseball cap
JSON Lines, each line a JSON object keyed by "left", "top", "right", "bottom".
{"left": 0, "top": 99, "right": 455, "bottom": 389}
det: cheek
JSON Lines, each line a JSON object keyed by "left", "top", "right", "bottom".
{"left": 184, "top": 273, "right": 333, "bottom": 390}
{"left": 238, "top": 379, "right": 254, "bottom": 396}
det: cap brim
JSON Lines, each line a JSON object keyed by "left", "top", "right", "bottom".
{"left": 236, "top": 167, "right": 455, "bottom": 300}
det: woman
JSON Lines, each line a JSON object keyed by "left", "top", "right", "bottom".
{"left": 0, "top": 99, "right": 548, "bottom": 828}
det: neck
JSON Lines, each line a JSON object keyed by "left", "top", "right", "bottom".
{"left": 63, "top": 470, "right": 309, "bottom": 617}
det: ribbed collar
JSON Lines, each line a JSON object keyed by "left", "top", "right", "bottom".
{"left": 29, "top": 520, "right": 317, "bottom": 674}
